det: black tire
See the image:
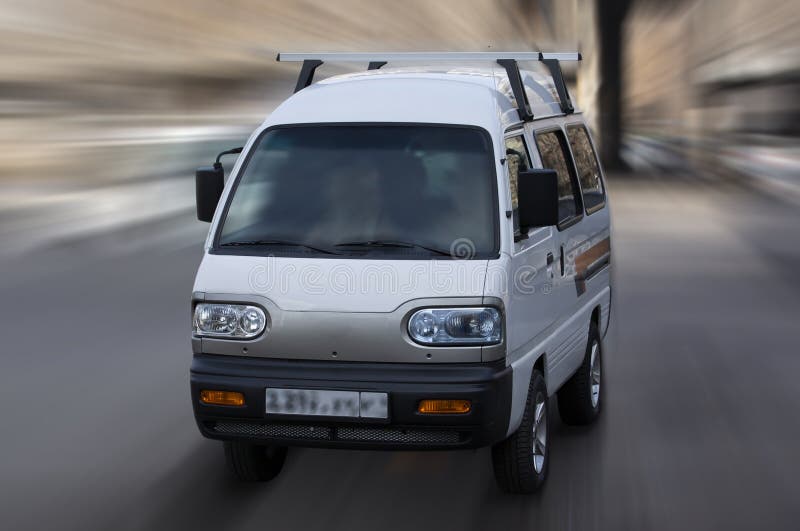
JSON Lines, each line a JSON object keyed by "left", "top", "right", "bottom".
{"left": 557, "top": 322, "right": 603, "bottom": 425}
{"left": 492, "top": 369, "right": 549, "bottom": 494}
{"left": 224, "top": 441, "right": 287, "bottom": 482}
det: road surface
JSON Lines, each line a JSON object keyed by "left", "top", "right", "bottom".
{"left": 1, "top": 178, "right": 798, "bottom": 530}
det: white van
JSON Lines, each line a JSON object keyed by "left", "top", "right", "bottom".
{"left": 190, "top": 52, "right": 611, "bottom": 494}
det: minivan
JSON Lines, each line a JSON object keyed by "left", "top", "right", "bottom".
{"left": 190, "top": 52, "right": 611, "bottom": 494}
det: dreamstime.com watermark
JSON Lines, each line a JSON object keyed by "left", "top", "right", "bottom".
{"left": 243, "top": 237, "right": 582, "bottom": 297}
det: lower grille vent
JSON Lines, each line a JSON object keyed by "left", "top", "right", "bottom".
{"left": 211, "top": 422, "right": 463, "bottom": 445}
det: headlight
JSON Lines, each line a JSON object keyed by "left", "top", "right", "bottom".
{"left": 193, "top": 303, "right": 267, "bottom": 339}
{"left": 408, "top": 307, "right": 502, "bottom": 345}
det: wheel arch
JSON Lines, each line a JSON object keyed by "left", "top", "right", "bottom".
{"left": 506, "top": 350, "right": 547, "bottom": 437}
{"left": 534, "top": 352, "right": 546, "bottom": 377}
{"left": 590, "top": 305, "right": 601, "bottom": 331}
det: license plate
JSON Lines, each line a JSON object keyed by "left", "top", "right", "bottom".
{"left": 265, "top": 388, "right": 388, "bottom": 419}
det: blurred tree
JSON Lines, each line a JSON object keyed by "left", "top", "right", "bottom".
{"left": 596, "top": 0, "right": 631, "bottom": 170}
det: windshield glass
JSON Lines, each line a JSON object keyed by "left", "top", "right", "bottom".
{"left": 216, "top": 125, "right": 497, "bottom": 258}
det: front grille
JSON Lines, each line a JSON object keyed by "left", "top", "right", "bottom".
{"left": 211, "top": 422, "right": 464, "bottom": 445}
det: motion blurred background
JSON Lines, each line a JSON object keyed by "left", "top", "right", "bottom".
{"left": 1, "top": 1, "right": 799, "bottom": 530}
{"left": 2, "top": 0, "right": 798, "bottom": 254}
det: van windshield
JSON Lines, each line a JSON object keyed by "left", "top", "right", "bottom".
{"left": 216, "top": 125, "right": 498, "bottom": 258}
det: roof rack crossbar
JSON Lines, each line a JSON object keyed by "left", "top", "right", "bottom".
{"left": 276, "top": 52, "right": 582, "bottom": 116}
{"left": 276, "top": 52, "right": 579, "bottom": 62}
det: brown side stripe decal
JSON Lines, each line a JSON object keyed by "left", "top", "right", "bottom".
{"left": 575, "top": 237, "right": 610, "bottom": 296}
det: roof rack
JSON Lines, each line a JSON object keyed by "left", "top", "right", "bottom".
{"left": 276, "top": 52, "right": 581, "bottom": 121}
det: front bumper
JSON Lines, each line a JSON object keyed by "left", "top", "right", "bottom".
{"left": 190, "top": 354, "right": 512, "bottom": 450}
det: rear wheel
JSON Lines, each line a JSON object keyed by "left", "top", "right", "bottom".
{"left": 224, "top": 441, "right": 287, "bottom": 482}
{"left": 491, "top": 368, "right": 549, "bottom": 494}
{"left": 557, "top": 323, "right": 603, "bottom": 425}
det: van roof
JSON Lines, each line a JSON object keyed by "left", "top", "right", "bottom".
{"left": 264, "top": 66, "right": 580, "bottom": 133}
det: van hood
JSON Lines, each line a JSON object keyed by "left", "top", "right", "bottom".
{"left": 193, "top": 254, "right": 490, "bottom": 312}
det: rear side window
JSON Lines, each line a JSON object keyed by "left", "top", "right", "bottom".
{"left": 567, "top": 125, "right": 605, "bottom": 213}
{"left": 534, "top": 129, "right": 582, "bottom": 226}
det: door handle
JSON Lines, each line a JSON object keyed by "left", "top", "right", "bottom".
{"left": 559, "top": 245, "right": 565, "bottom": 276}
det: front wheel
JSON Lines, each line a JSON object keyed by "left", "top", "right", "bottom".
{"left": 491, "top": 369, "right": 549, "bottom": 494}
{"left": 224, "top": 441, "right": 287, "bottom": 482}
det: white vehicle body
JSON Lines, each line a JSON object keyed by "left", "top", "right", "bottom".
{"left": 190, "top": 53, "right": 611, "bottom": 491}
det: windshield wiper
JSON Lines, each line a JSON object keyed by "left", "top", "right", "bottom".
{"left": 334, "top": 239, "right": 453, "bottom": 257}
{"left": 220, "top": 239, "right": 340, "bottom": 255}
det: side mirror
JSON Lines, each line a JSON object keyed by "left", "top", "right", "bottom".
{"left": 195, "top": 164, "right": 224, "bottom": 222}
{"left": 518, "top": 168, "right": 559, "bottom": 231}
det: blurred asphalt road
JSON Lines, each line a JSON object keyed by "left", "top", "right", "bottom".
{"left": 1, "top": 178, "right": 799, "bottom": 531}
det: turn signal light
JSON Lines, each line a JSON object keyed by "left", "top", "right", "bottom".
{"left": 200, "top": 390, "right": 245, "bottom": 407}
{"left": 418, "top": 399, "right": 471, "bottom": 414}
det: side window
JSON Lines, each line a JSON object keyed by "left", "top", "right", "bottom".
{"left": 534, "top": 129, "right": 581, "bottom": 226}
{"left": 504, "top": 134, "right": 531, "bottom": 236}
{"left": 567, "top": 125, "right": 606, "bottom": 213}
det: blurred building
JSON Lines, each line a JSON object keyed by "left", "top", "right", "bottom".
{"left": 625, "top": 0, "right": 800, "bottom": 182}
